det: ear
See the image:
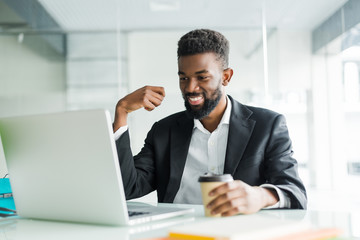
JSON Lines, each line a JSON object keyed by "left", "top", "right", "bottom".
{"left": 222, "top": 68, "right": 233, "bottom": 86}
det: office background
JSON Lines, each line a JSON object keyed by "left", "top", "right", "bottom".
{"left": 0, "top": 0, "right": 360, "bottom": 205}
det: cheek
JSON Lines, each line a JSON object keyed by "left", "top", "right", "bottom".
{"left": 179, "top": 82, "right": 185, "bottom": 92}
{"left": 205, "top": 77, "right": 222, "bottom": 90}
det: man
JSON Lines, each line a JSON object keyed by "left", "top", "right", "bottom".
{"left": 113, "top": 29, "right": 307, "bottom": 216}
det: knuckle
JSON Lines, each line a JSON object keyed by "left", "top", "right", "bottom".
{"left": 224, "top": 192, "right": 232, "bottom": 199}
{"left": 221, "top": 182, "right": 231, "bottom": 191}
{"left": 235, "top": 206, "right": 242, "bottom": 213}
{"left": 243, "top": 187, "right": 251, "bottom": 195}
{"left": 225, "top": 182, "right": 232, "bottom": 187}
{"left": 226, "top": 201, "right": 233, "bottom": 208}
{"left": 141, "top": 86, "right": 149, "bottom": 93}
{"left": 228, "top": 200, "right": 237, "bottom": 208}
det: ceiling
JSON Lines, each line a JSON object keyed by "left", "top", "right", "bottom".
{"left": 35, "top": 0, "right": 348, "bottom": 32}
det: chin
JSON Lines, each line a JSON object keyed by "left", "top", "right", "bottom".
{"left": 190, "top": 104, "right": 203, "bottom": 110}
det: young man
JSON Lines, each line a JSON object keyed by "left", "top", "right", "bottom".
{"left": 113, "top": 29, "right": 307, "bottom": 216}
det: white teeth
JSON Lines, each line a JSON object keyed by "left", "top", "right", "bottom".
{"left": 189, "top": 96, "right": 202, "bottom": 101}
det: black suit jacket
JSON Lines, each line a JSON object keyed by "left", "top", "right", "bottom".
{"left": 116, "top": 96, "right": 307, "bottom": 209}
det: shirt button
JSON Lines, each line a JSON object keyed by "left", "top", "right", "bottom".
{"left": 210, "top": 141, "right": 214, "bottom": 146}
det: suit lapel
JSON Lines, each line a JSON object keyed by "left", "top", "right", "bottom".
{"left": 164, "top": 113, "right": 193, "bottom": 202}
{"left": 224, "top": 97, "right": 256, "bottom": 175}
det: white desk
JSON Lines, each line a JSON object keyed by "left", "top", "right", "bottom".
{"left": 0, "top": 203, "right": 359, "bottom": 240}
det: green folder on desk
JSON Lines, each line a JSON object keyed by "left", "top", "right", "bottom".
{"left": 0, "top": 178, "right": 16, "bottom": 211}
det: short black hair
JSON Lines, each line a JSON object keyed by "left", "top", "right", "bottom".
{"left": 177, "top": 29, "right": 229, "bottom": 68}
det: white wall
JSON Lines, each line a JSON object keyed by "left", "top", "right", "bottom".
{"left": 66, "top": 33, "right": 123, "bottom": 116}
{"left": 0, "top": 35, "right": 66, "bottom": 117}
{"left": 0, "top": 34, "right": 66, "bottom": 177}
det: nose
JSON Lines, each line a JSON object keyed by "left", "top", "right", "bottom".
{"left": 184, "top": 78, "right": 199, "bottom": 93}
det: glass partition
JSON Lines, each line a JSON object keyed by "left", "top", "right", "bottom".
{"left": 311, "top": 21, "right": 360, "bottom": 192}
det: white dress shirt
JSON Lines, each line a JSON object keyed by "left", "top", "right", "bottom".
{"left": 172, "top": 97, "right": 232, "bottom": 204}
{"left": 115, "top": 97, "right": 290, "bottom": 208}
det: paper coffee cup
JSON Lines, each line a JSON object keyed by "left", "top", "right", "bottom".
{"left": 198, "top": 173, "right": 233, "bottom": 217}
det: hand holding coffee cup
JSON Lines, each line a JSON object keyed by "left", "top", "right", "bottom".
{"left": 198, "top": 173, "right": 234, "bottom": 217}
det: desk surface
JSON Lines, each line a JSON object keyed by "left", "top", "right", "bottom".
{"left": 0, "top": 203, "right": 359, "bottom": 240}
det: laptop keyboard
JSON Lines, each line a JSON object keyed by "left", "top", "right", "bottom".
{"left": 128, "top": 211, "right": 150, "bottom": 217}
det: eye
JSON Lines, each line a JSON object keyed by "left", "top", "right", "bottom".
{"left": 197, "top": 76, "right": 208, "bottom": 81}
{"left": 179, "top": 77, "right": 188, "bottom": 81}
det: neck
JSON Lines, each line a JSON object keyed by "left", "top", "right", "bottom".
{"left": 200, "top": 95, "right": 227, "bottom": 133}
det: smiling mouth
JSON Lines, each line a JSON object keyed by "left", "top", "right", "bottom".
{"left": 187, "top": 95, "right": 204, "bottom": 106}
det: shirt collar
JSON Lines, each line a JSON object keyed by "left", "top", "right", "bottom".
{"left": 193, "top": 95, "right": 232, "bottom": 131}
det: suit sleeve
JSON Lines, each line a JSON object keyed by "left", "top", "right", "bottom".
{"left": 115, "top": 124, "right": 157, "bottom": 200}
{"left": 264, "top": 114, "right": 307, "bottom": 209}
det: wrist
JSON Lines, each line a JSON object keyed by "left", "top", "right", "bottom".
{"left": 113, "top": 103, "right": 129, "bottom": 132}
{"left": 259, "top": 187, "right": 279, "bottom": 207}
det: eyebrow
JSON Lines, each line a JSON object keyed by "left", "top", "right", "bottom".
{"left": 178, "top": 70, "right": 209, "bottom": 75}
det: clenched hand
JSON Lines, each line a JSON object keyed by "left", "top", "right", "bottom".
{"left": 113, "top": 86, "right": 165, "bottom": 131}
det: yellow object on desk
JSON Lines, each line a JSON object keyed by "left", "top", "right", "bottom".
{"left": 168, "top": 214, "right": 342, "bottom": 240}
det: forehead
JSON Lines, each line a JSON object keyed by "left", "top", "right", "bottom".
{"left": 178, "top": 52, "right": 222, "bottom": 74}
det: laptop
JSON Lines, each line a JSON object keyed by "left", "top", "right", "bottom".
{"left": 0, "top": 109, "right": 193, "bottom": 225}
